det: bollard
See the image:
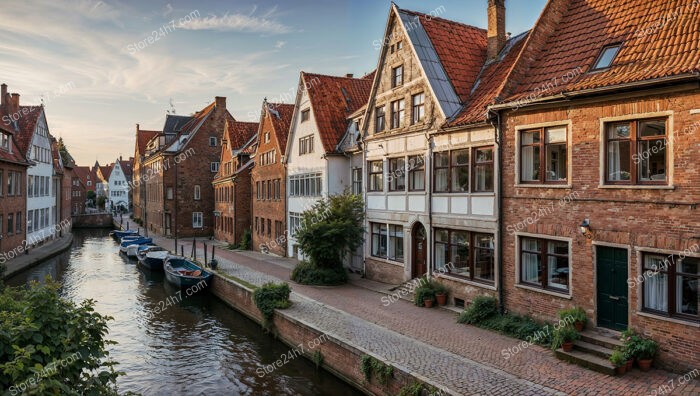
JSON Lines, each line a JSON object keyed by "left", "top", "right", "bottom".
{"left": 180, "top": 245, "right": 184, "bottom": 256}
{"left": 204, "top": 242, "right": 208, "bottom": 267}
{"left": 211, "top": 245, "right": 215, "bottom": 262}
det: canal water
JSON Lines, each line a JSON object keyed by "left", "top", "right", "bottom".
{"left": 7, "top": 229, "right": 361, "bottom": 396}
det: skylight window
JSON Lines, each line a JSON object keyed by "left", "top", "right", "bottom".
{"left": 592, "top": 44, "right": 621, "bottom": 70}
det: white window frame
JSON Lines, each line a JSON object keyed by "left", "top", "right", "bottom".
{"left": 192, "top": 212, "right": 203, "bottom": 228}
{"left": 194, "top": 185, "right": 201, "bottom": 200}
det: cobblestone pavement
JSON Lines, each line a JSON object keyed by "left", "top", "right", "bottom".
{"left": 134, "top": 227, "right": 699, "bottom": 396}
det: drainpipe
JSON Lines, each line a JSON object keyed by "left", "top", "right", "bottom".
{"left": 361, "top": 139, "right": 367, "bottom": 277}
{"left": 489, "top": 108, "right": 505, "bottom": 314}
{"left": 426, "top": 131, "right": 433, "bottom": 280}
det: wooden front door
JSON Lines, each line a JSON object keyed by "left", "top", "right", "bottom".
{"left": 597, "top": 246, "right": 629, "bottom": 330}
{"left": 412, "top": 223, "right": 427, "bottom": 278}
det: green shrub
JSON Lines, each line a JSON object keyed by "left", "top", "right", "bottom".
{"left": 312, "top": 350, "right": 324, "bottom": 370}
{"left": 609, "top": 349, "right": 626, "bottom": 367}
{"left": 360, "top": 355, "right": 393, "bottom": 385}
{"left": 636, "top": 338, "right": 658, "bottom": 360}
{"left": 0, "top": 280, "right": 124, "bottom": 395}
{"left": 398, "top": 381, "right": 424, "bottom": 396}
{"left": 413, "top": 278, "right": 435, "bottom": 306}
{"left": 551, "top": 325, "right": 580, "bottom": 350}
{"left": 291, "top": 261, "right": 348, "bottom": 286}
{"left": 558, "top": 307, "right": 587, "bottom": 324}
{"left": 253, "top": 282, "right": 291, "bottom": 329}
{"left": 238, "top": 229, "right": 252, "bottom": 250}
{"left": 457, "top": 296, "right": 498, "bottom": 324}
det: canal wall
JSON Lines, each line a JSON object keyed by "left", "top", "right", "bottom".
{"left": 72, "top": 213, "right": 114, "bottom": 228}
{"left": 1, "top": 234, "right": 73, "bottom": 279}
{"left": 210, "top": 273, "right": 442, "bottom": 396}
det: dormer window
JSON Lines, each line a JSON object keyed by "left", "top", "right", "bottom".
{"left": 1, "top": 133, "right": 9, "bottom": 151}
{"left": 592, "top": 44, "right": 621, "bottom": 71}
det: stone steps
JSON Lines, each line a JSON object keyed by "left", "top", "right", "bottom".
{"left": 555, "top": 328, "right": 622, "bottom": 376}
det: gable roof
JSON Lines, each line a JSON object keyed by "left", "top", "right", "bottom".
{"left": 136, "top": 129, "right": 160, "bottom": 156}
{"left": 503, "top": 0, "right": 700, "bottom": 104}
{"left": 99, "top": 165, "right": 112, "bottom": 181}
{"left": 73, "top": 166, "right": 91, "bottom": 186}
{"left": 164, "top": 102, "right": 218, "bottom": 153}
{"left": 13, "top": 106, "right": 43, "bottom": 155}
{"left": 225, "top": 114, "right": 259, "bottom": 150}
{"left": 302, "top": 72, "right": 373, "bottom": 153}
{"left": 263, "top": 101, "right": 295, "bottom": 154}
{"left": 0, "top": 125, "right": 30, "bottom": 166}
{"left": 119, "top": 158, "right": 133, "bottom": 179}
{"left": 163, "top": 114, "right": 194, "bottom": 135}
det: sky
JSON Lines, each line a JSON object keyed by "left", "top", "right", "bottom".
{"left": 0, "top": 0, "right": 547, "bottom": 165}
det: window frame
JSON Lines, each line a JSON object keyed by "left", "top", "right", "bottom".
{"left": 352, "top": 168, "right": 362, "bottom": 195}
{"left": 390, "top": 99, "right": 404, "bottom": 129}
{"left": 518, "top": 236, "right": 571, "bottom": 294}
{"left": 391, "top": 65, "right": 404, "bottom": 88}
{"left": 194, "top": 185, "right": 201, "bottom": 200}
{"left": 411, "top": 93, "right": 425, "bottom": 124}
{"left": 519, "top": 127, "right": 568, "bottom": 185}
{"left": 604, "top": 118, "right": 668, "bottom": 186}
{"left": 192, "top": 212, "right": 203, "bottom": 228}
{"left": 433, "top": 229, "right": 495, "bottom": 285}
{"left": 387, "top": 157, "right": 406, "bottom": 192}
{"left": 301, "top": 109, "right": 310, "bottom": 123}
{"left": 592, "top": 44, "right": 622, "bottom": 71}
{"left": 407, "top": 154, "right": 425, "bottom": 191}
{"left": 368, "top": 160, "right": 384, "bottom": 192}
{"left": 641, "top": 253, "right": 699, "bottom": 322}
{"left": 209, "top": 137, "right": 217, "bottom": 147}
{"left": 472, "top": 146, "right": 495, "bottom": 192}
{"left": 370, "top": 222, "right": 404, "bottom": 262}
{"left": 375, "top": 106, "right": 385, "bottom": 133}
{"left": 432, "top": 149, "right": 470, "bottom": 193}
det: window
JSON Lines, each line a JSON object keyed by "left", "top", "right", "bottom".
{"left": 211, "top": 162, "right": 220, "bottom": 173}
{"left": 642, "top": 254, "right": 699, "bottom": 321}
{"left": 27, "top": 210, "right": 33, "bottom": 233}
{"left": 288, "top": 173, "right": 322, "bottom": 197}
{"left": 434, "top": 229, "right": 495, "bottom": 283}
{"left": 264, "top": 132, "right": 270, "bottom": 143}
{"left": 262, "top": 180, "right": 267, "bottom": 199}
{"left": 370, "top": 223, "right": 404, "bottom": 262}
{"left": 592, "top": 44, "right": 621, "bottom": 70}
{"left": 267, "top": 180, "right": 272, "bottom": 200}
{"left": 473, "top": 147, "right": 494, "bottom": 192}
{"left": 166, "top": 187, "right": 173, "bottom": 200}
{"left": 391, "top": 65, "right": 403, "bottom": 87}
{"left": 15, "top": 212, "right": 21, "bottom": 234}
{"left": 7, "top": 214, "right": 12, "bottom": 236}
{"left": 1, "top": 133, "right": 9, "bottom": 150}
{"left": 275, "top": 221, "right": 283, "bottom": 239}
{"left": 368, "top": 160, "right": 383, "bottom": 192}
{"left": 192, "top": 212, "right": 203, "bottom": 228}
{"left": 520, "top": 126, "right": 567, "bottom": 184}
{"left": 412, "top": 93, "right": 425, "bottom": 124}
{"left": 408, "top": 155, "right": 425, "bottom": 191}
{"left": 256, "top": 181, "right": 261, "bottom": 200}
{"left": 388, "top": 158, "right": 405, "bottom": 191}
{"left": 519, "top": 237, "right": 570, "bottom": 293}
{"left": 390, "top": 99, "right": 404, "bottom": 129}
{"left": 261, "top": 218, "right": 265, "bottom": 235}
{"left": 274, "top": 179, "right": 281, "bottom": 200}
{"left": 0, "top": 170, "right": 3, "bottom": 196}
{"left": 606, "top": 119, "right": 667, "bottom": 184}
{"left": 374, "top": 106, "right": 386, "bottom": 133}
{"left": 254, "top": 217, "right": 259, "bottom": 233}
{"left": 433, "top": 149, "right": 469, "bottom": 192}
{"left": 299, "top": 135, "right": 314, "bottom": 155}
{"left": 33, "top": 209, "right": 39, "bottom": 231}
{"left": 396, "top": 41, "right": 403, "bottom": 50}
{"left": 289, "top": 212, "right": 302, "bottom": 237}
{"left": 267, "top": 219, "right": 271, "bottom": 238}
{"left": 209, "top": 137, "right": 217, "bottom": 146}
{"left": 194, "top": 185, "right": 201, "bottom": 200}
{"left": 352, "top": 168, "right": 362, "bottom": 195}
{"left": 301, "top": 109, "right": 310, "bottom": 122}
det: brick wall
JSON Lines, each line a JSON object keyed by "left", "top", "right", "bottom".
{"left": 0, "top": 162, "right": 26, "bottom": 257}
{"left": 365, "top": 257, "right": 405, "bottom": 285}
{"left": 501, "top": 89, "right": 700, "bottom": 371}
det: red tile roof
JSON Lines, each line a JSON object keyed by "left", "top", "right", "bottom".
{"left": 505, "top": 0, "right": 700, "bottom": 103}
{"left": 225, "top": 114, "right": 259, "bottom": 150}
{"left": 302, "top": 72, "right": 373, "bottom": 153}
{"left": 400, "top": 9, "right": 488, "bottom": 102}
{"left": 264, "top": 102, "right": 295, "bottom": 153}
{"left": 119, "top": 159, "right": 133, "bottom": 179}
{"left": 99, "top": 165, "right": 112, "bottom": 181}
{"left": 14, "top": 106, "right": 42, "bottom": 155}
{"left": 73, "top": 166, "right": 91, "bottom": 186}
{"left": 136, "top": 129, "right": 160, "bottom": 156}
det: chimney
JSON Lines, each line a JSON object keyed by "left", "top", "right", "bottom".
{"left": 136, "top": 123, "right": 140, "bottom": 132}
{"left": 215, "top": 96, "right": 226, "bottom": 110}
{"left": 487, "top": 0, "right": 506, "bottom": 60}
{"left": 1, "top": 84, "right": 6, "bottom": 110}
{"left": 346, "top": 73, "right": 354, "bottom": 78}
{"left": 11, "top": 93, "right": 19, "bottom": 113}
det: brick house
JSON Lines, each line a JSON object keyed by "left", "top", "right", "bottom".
{"left": 284, "top": 72, "right": 373, "bottom": 260}
{"left": 131, "top": 125, "right": 159, "bottom": 222}
{"left": 0, "top": 121, "right": 29, "bottom": 259}
{"left": 360, "top": 3, "right": 507, "bottom": 308}
{"left": 141, "top": 97, "right": 230, "bottom": 238}
{"left": 250, "top": 100, "right": 294, "bottom": 256}
{"left": 489, "top": 0, "right": 700, "bottom": 372}
{"left": 70, "top": 166, "right": 88, "bottom": 214}
{"left": 213, "top": 116, "right": 258, "bottom": 245}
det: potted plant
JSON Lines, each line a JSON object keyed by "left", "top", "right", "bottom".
{"left": 434, "top": 282, "right": 448, "bottom": 306}
{"left": 559, "top": 307, "right": 587, "bottom": 332}
{"left": 636, "top": 338, "right": 658, "bottom": 371}
{"left": 414, "top": 280, "right": 436, "bottom": 308}
{"left": 551, "top": 325, "right": 580, "bottom": 352}
{"left": 620, "top": 329, "right": 640, "bottom": 368}
{"left": 610, "top": 350, "right": 627, "bottom": 375}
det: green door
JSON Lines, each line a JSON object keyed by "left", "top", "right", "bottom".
{"left": 596, "top": 246, "right": 629, "bottom": 330}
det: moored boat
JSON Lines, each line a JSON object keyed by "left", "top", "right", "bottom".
{"left": 137, "top": 248, "right": 169, "bottom": 271}
{"left": 126, "top": 243, "right": 156, "bottom": 258}
{"left": 111, "top": 229, "right": 138, "bottom": 239}
{"left": 119, "top": 237, "right": 152, "bottom": 253}
{"left": 164, "top": 257, "right": 212, "bottom": 289}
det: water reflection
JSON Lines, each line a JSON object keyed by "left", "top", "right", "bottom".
{"left": 8, "top": 229, "right": 360, "bottom": 396}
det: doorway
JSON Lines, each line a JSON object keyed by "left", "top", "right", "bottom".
{"left": 596, "top": 246, "right": 629, "bottom": 330}
{"left": 412, "top": 222, "right": 427, "bottom": 278}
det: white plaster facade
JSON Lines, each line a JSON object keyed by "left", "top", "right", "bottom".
{"left": 25, "top": 112, "right": 58, "bottom": 244}
{"left": 107, "top": 161, "right": 130, "bottom": 209}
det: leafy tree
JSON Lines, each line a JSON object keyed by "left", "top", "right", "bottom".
{"left": 56, "top": 137, "right": 74, "bottom": 165}
{"left": 86, "top": 190, "right": 97, "bottom": 206}
{"left": 96, "top": 195, "right": 106, "bottom": 209}
{"left": 0, "top": 280, "right": 124, "bottom": 395}
{"left": 295, "top": 192, "right": 364, "bottom": 268}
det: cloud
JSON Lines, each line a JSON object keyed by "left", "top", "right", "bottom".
{"left": 163, "top": 3, "right": 174, "bottom": 17}
{"left": 275, "top": 41, "right": 286, "bottom": 49}
{"left": 181, "top": 9, "right": 293, "bottom": 34}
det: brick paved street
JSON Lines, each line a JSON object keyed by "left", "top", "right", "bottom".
{"left": 135, "top": 224, "right": 699, "bottom": 396}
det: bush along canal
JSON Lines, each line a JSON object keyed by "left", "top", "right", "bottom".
{"left": 4, "top": 229, "right": 361, "bottom": 395}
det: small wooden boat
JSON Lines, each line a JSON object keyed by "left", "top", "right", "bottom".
{"left": 111, "top": 229, "right": 138, "bottom": 239}
{"left": 164, "top": 257, "right": 212, "bottom": 288}
{"left": 137, "top": 247, "right": 169, "bottom": 271}
{"left": 126, "top": 243, "right": 156, "bottom": 258}
{"left": 119, "top": 237, "right": 152, "bottom": 253}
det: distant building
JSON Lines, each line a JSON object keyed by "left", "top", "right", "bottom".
{"left": 132, "top": 124, "right": 160, "bottom": 222}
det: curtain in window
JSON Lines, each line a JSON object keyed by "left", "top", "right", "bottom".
{"left": 521, "top": 238, "right": 540, "bottom": 283}
{"left": 521, "top": 147, "right": 536, "bottom": 181}
{"left": 644, "top": 255, "right": 668, "bottom": 312}
{"left": 608, "top": 141, "right": 621, "bottom": 181}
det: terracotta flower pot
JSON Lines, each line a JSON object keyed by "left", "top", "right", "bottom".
{"left": 574, "top": 321, "right": 585, "bottom": 332}
{"left": 562, "top": 341, "right": 574, "bottom": 352}
{"left": 435, "top": 293, "right": 447, "bottom": 306}
{"left": 626, "top": 359, "right": 633, "bottom": 370}
{"left": 423, "top": 298, "right": 434, "bottom": 308}
{"left": 638, "top": 359, "right": 653, "bottom": 371}
{"left": 615, "top": 365, "right": 627, "bottom": 376}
